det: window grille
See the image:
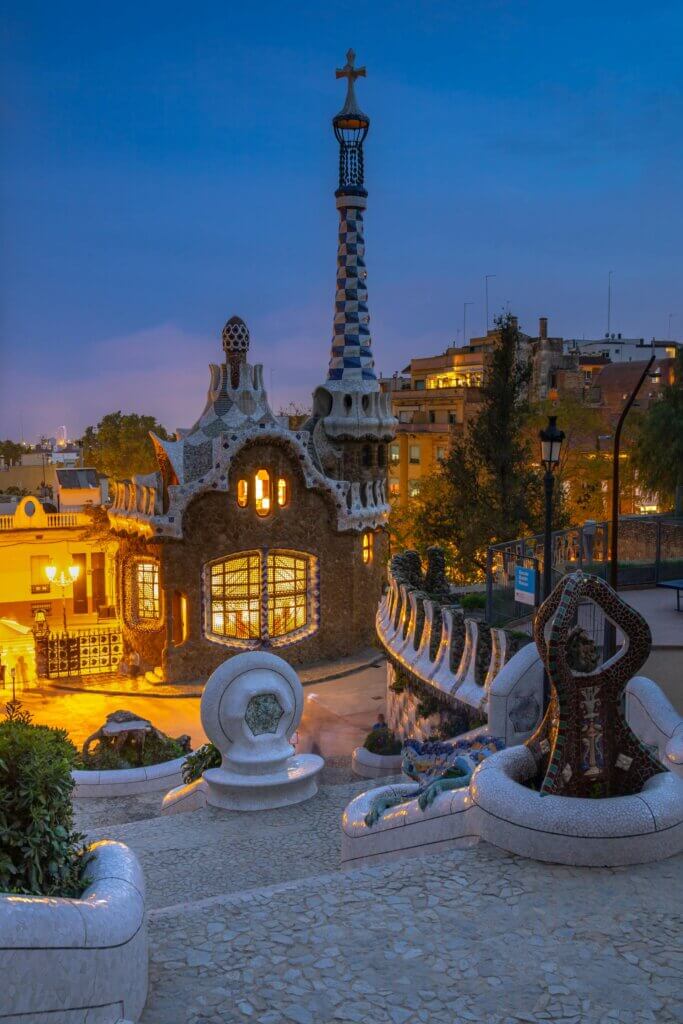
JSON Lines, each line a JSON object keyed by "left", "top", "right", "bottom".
{"left": 136, "top": 562, "right": 160, "bottom": 620}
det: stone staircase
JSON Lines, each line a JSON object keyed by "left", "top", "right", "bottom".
{"left": 77, "top": 779, "right": 683, "bottom": 1024}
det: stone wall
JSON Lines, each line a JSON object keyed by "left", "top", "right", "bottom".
{"left": 117, "top": 440, "right": 387, "bottom": 682}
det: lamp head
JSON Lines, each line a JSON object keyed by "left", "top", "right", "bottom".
{"left": 539, "top": 415, "right": 565, "bottom": 471}
{"left": 68, "top": 564, "right": 80, "bottom": 581}
{"left": 45, "top": 564, "right": 57, "bottom": 582}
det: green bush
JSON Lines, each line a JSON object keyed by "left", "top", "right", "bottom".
{"left": 363, "top": 728, "right": 403, "bottom": 756}
{"left": 0, "top": 714, "right": 88, "bottom": 897}
{"left": 459, "top": 591, "right": 486, "bottom": 611}
{"left": 182, "top": 742, "right": 221, "bottom": 784}
{"left": 76, "top": 731, "right": 186, "bottom": 771}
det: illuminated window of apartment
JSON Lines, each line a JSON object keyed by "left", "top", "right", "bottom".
{"left": 409, "top": 480, "right": 422, "bottom": 498}
{"left": 30, "top": 555, "right": 51, "bottom": 594}
{"left": 207, "top": 550, "right": 315, "bottom": 647}
{"left": 208, "top": 553, "right": 261, "bottom": 641}
{"left": 277, "top": 478, "right": 288, "bottom": 507}
{"left": 409, "top": 444, "right": 420, "bottom": 464}
{"left": 362, "top": 532, "right": 374, "bottom": 564}
{"left": 136, "top": 561, "right": 160, "bottom": 620}
{"left": 254, "top": 470, "right": 271, "bottom": 516}
{"left": 389, "top": 479, "right": 400, "bottom": 497}
{"left": 237, "top": 479, "right": 248, "bottom": 507}
{"left": 436, "top": 446, "right": 446, "bottom": 461}
{"left": 267, "top": 552, "right": 309, "bottom": 638}
{"left": 389, "top": 444, "right": 400, "bottom": 464}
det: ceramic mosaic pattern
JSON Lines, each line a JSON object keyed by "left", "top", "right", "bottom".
{"left": 326, "top": 206, "right": 376, "bottom": 385}
{"left": 244, "top": 693, "right": 284, "bottom": 736}
{"left": 528, "top": 571, "right": 663, "bottom": 798}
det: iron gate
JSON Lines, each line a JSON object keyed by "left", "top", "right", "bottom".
{"left": 36, "top": 626, "right": 124, "bottom": 679}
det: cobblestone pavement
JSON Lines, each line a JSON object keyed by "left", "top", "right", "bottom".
{"left": 80, "top": 780, "right": 683, "bottom": 1024}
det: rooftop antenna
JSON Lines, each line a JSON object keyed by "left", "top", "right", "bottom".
{"left": 484, "top": 275, "right": 496, "bottom": 332}
{"left": 607, "top": 270, "right": 613, "bottom": 336}
{"left": 463, "top": 301, "right": 474, "bottom": 346}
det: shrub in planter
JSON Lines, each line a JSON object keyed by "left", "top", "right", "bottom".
{"left": 76, "top": 731, "right": 186, "bottom": 771}
{"left": 0, "top": 707, "right": 88, "bottom": 897}
{"left": 182, "top": 741, "right": 221, "bottom": 784}
{"left": 459, "top": 591, "right": 486, "bottom": 611}
{"left": 363, "top": 728, "right": 403, "bottom": 756}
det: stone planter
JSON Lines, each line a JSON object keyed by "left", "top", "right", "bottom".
{"left": 72, "top": 756, "right": 185, "bottom": 798}
{"left": 472, "top": 745, "right": 683, "bottom": 867}
{"left": 0, "top": 839, "right": 147, "bottom": 1022}
{"left": 351, "top": 746, "right": 403, "bottom": 778}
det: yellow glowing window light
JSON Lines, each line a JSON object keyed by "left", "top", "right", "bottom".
{"left": 277, "top": 478, "right": 288, "bottom": 506}
{"left": 136, "top": 561, "right": 160, "bottom": 620}
{"left": 254, "top": 470, "right": 271, "bottom": 516}
{"left": 237, "top": 479, "right": 248, "bottom": 507}
{"left": 267, "top": 553, "right": 308, "bottom": 638}
{"left": 362, "top": 532, "right": 373, "bottom": 564}
{"left": 209, "top": 553, "right": 261, "bottom": 639}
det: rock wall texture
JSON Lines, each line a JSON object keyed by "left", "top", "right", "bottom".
{"left": 117, "top": 442, "right": 387, "bottom": 681}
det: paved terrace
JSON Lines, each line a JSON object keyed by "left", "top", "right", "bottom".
{"left": 78, "top": 775, "right": 683, "bottom": 1024}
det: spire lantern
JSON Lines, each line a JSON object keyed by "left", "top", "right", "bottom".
{"left": 333, "top": 49, "right": 369, "bottom": 195}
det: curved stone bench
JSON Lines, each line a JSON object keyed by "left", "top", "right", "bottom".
{"left": 472, "top": 745, "right": 683, "bottom": 867}
{"left": 351, "top": 746, "right": 403, "bottom": 778}
{"left": 0, "top": 840, "right": 147, "bottom": 1022}
{"left": 625, "top": 676, "right": 683, "bottom": 778}
{"left": 72, "top": 756, "right": 185, "bottom": 798}
{"left": 341, "top": 782, "right": 475, "bottom": 867}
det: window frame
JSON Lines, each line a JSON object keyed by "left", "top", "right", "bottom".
{"left": 204, "top": 548, "right": 319, "bottom": 650}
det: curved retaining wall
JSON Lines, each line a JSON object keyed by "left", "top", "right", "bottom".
{"left": 72, "top": 756, "right": 185, "bottom": 798}
{"left": 0, "top": 840, "right": 147, "bottom": 1022}
{"left": 351, "top": 746, "right": 403, "bottom": 779}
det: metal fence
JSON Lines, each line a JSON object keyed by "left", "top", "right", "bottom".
{"left": 486, "top": 514, "right": 683, "bottom": 627}
{"left": 35, "top": 625, "right": 124, "bottom": 679}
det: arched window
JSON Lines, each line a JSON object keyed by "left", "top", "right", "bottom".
{"left": 361, "top": 444, "right": 372, "bottom": 468}
{"left": 362, "top": 532, "right": 374, "bottom": 564}
{"left": 136, "top": 561, "right": 160, "bottom": 620}
{"left": 237, "top": 479, "right": 248, "bottom": 508}
{"left": 277, "top": 478, "right": 288, "bottom": 506}
{"left": 172, "top": 590, "right": 188, "bottom": 646}
{"left": 254, "top": 470, "right": 271, "bottom": 516}
{"left": 205, "top": 550, "right": 318, "bottom": 648}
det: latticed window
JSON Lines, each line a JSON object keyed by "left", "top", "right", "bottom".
{"left": 136, "top": 561, "right": 160, "bottom": 620}
{"left": 267, "top": 553, "right": 308, "bottom": 637}
{"left": 362, "top": 532, "right": 373, "bottom": 565}
{"left": 206, "top": 550, "right": 316, "bottom": 647}
{"left": 209, "top": 553, "right": 261, "bottom": 640}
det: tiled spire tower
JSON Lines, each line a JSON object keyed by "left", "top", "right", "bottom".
{"left": 313, "top": 51, "right": 396, "bottom": 443}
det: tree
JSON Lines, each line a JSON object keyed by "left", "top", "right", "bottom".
{"left": 524, "top": 396, "right": 610, "bottom": 523}
{"left": 632, "top": 351, "right": 683, "bottom": 515}
{"left": 79, "top": 412, "right": 170, "bottom": 480}
{"left": 0, "top": 440, "right": 24, "bottom": 467}
{"left": 407, "top": 314, "right": 547, "bottom": 581}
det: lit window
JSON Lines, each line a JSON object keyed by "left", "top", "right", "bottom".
{"left": 277, "top": 478, "right": 288, "bottom": 506}
{"left": 136, "top": 561, "right": 160, "bottom": 620}
{"left": 206, "top": 550, "right": 316, "bottom": 647}
{"left": 209, "top": 553, "right": 261, "bottom": 640}
{"left": 237, "top": 479, "right": 248, "bottom": 507}
{"left": 362, "top": 532, "right": 374, "bottom": 564}
{"left": 409, "top": 445, "right": 420, "bottom": 464}
{"left": 409, "top": 480, "right": 421, "bottom": 498}
{"left": 267, "top": 553, "right": 308, "bottom": 637}
{"left": 389, "top": 479, "right": 400, "bottom": 497}
{"left": 254, "top": 470, "right": 271, "bottom": 516}
{"left": 389, "top": 444, "right": 400, "bottom": 464}
{"left": 436, "top": 446, "right": 446, "bottom": 461}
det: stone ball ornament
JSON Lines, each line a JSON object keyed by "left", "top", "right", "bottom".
{"left": 197, "top": 650, "right": 324, "bottom": 811}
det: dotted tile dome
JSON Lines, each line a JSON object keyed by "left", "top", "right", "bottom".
{"left": 222, "top": 316, "right": 250, "bottom": 356}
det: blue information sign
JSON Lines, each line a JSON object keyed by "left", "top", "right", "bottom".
{"left": 514, "top": 565, "right": 538, "bottom": 606}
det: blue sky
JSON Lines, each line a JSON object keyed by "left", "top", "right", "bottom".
{"left": 1, "top": 1, "right": 682, "bottom": 440}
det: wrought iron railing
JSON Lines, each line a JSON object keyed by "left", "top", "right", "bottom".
{"left": 35, "top": 624, "right": 124, "bottom": 678}
{"left": 486, "top": 514, "right": 683, "bottom": 626}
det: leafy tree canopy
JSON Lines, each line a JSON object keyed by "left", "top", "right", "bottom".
{"left": 632, "top": 351, "right": 683, "bottom": 514}
{"left": 79, "top": 412, "right": 170, "bottom": 480}
{"left": 403, "top": 313, "right": 550, "bottom": 582}
{"left": 0, "top": 439, "right": 24, "bottom": 467}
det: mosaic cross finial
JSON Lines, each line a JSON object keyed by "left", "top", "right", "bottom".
{"left": 335, "top": 49, "right": 366, "bottom": 116}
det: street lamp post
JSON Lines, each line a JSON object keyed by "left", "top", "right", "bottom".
{"left": 539, "top": 415, "right": 566, "bottom": 601}
{"left": 605, "top": 351, "right": 660, "bottom": 655}
{"left": 539, "top": 415, "right": 565, "bottom": 710}
{"left": 45, "top": 563, "right": 80, "bottom": 632}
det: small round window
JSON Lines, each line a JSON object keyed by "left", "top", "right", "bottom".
{"left": 24, "top": 501, "right": 36, "bottom": 517}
